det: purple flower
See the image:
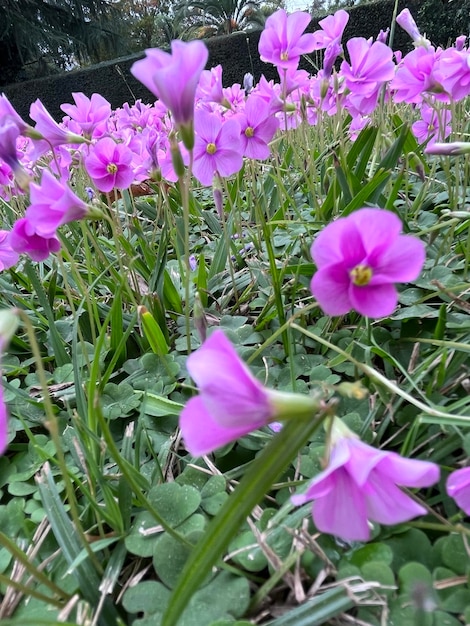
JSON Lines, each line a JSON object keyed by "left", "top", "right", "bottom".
{"left": 24, "top": 170, "right": 90, "bottom": 237}
{"left": 455, "top": 35, "right": 467, "bottom": 51}
{"left": 236, "top": 95, "right": 278, "bottom": 160}
{"left": 396, "top": 9, "right": 430, "bottom": 48}
{"left": 179, "top": 330, "right": 276, "bottom": 455}
{"left": 310, "top": 208, "right": 425, "bottom": 318}
{"left": 390, "top": 47, "right": 444, "bottom": 104}
{"left": 131, "top": 40, "right": 208, "bottom": 148}
{"left": 29, "top": 99, "right": 87, "bottom": 149}
{"left": 0, "top": 231, "right": 19, "bottom": 270}
{"left": 84, "top": 137, "right": 135, "bottom": 192}
{"left": 10, "top": 218, "right": 61, "bottom": 262}
{"left": 310, "top": 9, "right": 349, "bottom": 51}
{"left": 60, "top": 92, "right": 112, "bottom": 136}
{"left": 341, "top": 38, "right": 395, "bottom": 96}
{"left": 447, "top": 467, "right": 470, "bottom": 515}
{"left": 258, "top": 9, "right": 316, "bottom": 71}
{"left": 435, "top": 48, "right": 470, "bottom": 102}
{"left": 425, "top": 141, "right": 470, "bottom": 156}
{"left": 0, "top": 94, "right": 29, "bottom": 134}
{"left": 0, "top": 117, "right": 23, "bottom": 173}
{"left": 412, "top": 104, "right": 451, "bottom": 146}
{"left": 243, "top": 72, "right": 254, "bottom": 93}
{"left": 340, "top": 38, "right": 394, "bottom": 115}
{"left": 179, "top": 330, "right": 317, "bottom": 456}
{"left": 196, "top": 65, "right": 228, "bottom": 106}
{"left": 292, "top": 423, "right": 440, "bottom": 542}
{"left": 193, "top": 111, "right": 242, "bottom": 186}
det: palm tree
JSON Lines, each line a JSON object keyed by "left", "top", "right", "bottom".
{"left": 0, "top": 0, "right": 128, "bottom": 85}
{"left": 177, "top": 0, "right": 271, "bottom": 38}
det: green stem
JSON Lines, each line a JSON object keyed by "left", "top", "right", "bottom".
{"left": 161, "top": 411, "right": 328, "bottom": 626}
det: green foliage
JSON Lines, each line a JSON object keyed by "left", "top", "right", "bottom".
{"left": 0, "top": 0, "right": 129, "bottom": 85}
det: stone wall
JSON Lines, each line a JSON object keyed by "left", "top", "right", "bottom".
{"left": 1, "top": 0, "right": 461, "bottom": 122}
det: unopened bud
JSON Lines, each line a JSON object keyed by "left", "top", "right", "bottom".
{"left": 0, "top": 309, "right": 19, "bottom": 350}
{"left": 425, "top": 142, "right": 470, "bottom": 156}
{"left": 193, "top": 292, "right": 207, "bottom": 342}
{"left": 212, "top": 179, "right": 224, "bottom": 218}
{"left": 170, "top": 140, "right": 186, "bottom": 178}
{"left": 243, "top": 72, "right": 254, "bottom": 93}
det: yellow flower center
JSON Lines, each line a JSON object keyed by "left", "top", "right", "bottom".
{"left": 280, "top": 51, "right": 289, "bottom": 61}
{"left": 350, "top": 264, "right": 373, "bottom": 286}
{"left": 106, "top": 163, "right": 118, "bottom": 174}
{"left": 206, "top": 143, "right": 217, "bottom": 155}
{"left": 245, "top": 126, "right": 254, "bottom": 138}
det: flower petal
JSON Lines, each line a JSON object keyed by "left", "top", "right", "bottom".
{"left": 365, "top": 472, "right": 426, "bottom": 524}
{"left": 349, "top": 282, "right": 398, "bottom": 318}
{"left": 186, "top": 330, "right": 273, "bottom": 428}
{"left": 311, "top": 217, "right": 365, "bottom": 267}
{"left": 447, "top": 467, "right": 470, "bottom": 515}
{"left": 310, "top": 265, "right": 353, "bottom": 315}
{"left": 373, "top": 234, "right": 426, "bottom": 283}
{"left": 312, "top": 468, "right": 370, "bottom": 541}
{"left": 378, "top": 452, "right": 440, "bottom": 488}
{"left": 350, "top": 208, "right": 402, "bottom": 258}
{"left": 179, "top": 396, "right": 264, "bottom": 456}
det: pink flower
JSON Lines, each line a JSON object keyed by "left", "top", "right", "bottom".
{"left": 340, "top": 38, "right": 394, "bottom": 115}
{"left": 10, "top": 218, "right": 61, "bottom": 262}
{"left": 0, "top": 94, "right": 29, "bottom": 134}
{"left": 29, "top": 99, "right": 87, "bottom": 148}
{"left": 60, "top": 92, "right": 112, "bottom": 136}
{"left": 310, "top": 9, "right": 349, "bottom": 51}
{"left": 396, "top": 9, "right": 430, "bottom": 48}
{"left": 193, "top": 110, "right": 242, "bottom": 186}
{"left": 310, "top": 208, "right": 425, "bottom": 318}
{"left": 390, "top": 47, "right": 444, "bottom": 104}
{"left": 23, "top": 170, "right": 90, "bottom": 237}
{"left": 435, "top": 48, "right": 470, "bottom": 101}
{"left": 131, "top": 40, "right": 208, "bottom": 148}
{"left": 340, "top": 38, "right": 395, "bottom": 97}
{"left": 236, "top": 95, "right": 278, "bottom": 160}
{"left": 446, "top": 467, "right": 470, "bottom": 515}
{"left": 412, "top": 104, "right": 451, "bottom": 145}
{"left": 179, "top": 330, "right": 276, "bottom": 455}
{"left": 258, "top": 9, "right": 316, "bottom": 71}
{"left": 292, "top": 423, "right": 440, "bottom": 542}
{"left": 425, "top": 141, "right": 470, "bottom": 156}
{"left": 84, "top": 137, "right": 135, "bottom": 192}
{"left": 179, "top": 330, "right": 317, "bottom": 456}
{"left": 0, "top": 117, "right": 22, "bottom": 172}
{"left": 196, "top": 65, "right": 228, "bottom": 106}
{"left": 0, "top": 231, "right": 19, "bottom": 270}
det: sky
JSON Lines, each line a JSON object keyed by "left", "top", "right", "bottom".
{"left": 285, "top": 0, "right": 312, "bottom": 11}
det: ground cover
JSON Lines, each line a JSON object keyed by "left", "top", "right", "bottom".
{"left": 0, "top": 4, "right": 470, "bottom": 626}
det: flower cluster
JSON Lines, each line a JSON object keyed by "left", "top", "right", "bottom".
{"left": 0, "top": 7, "right": 467, "bottom": 543}
{"left": 309, "top": 208, "right": 425, "bottom": 318}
